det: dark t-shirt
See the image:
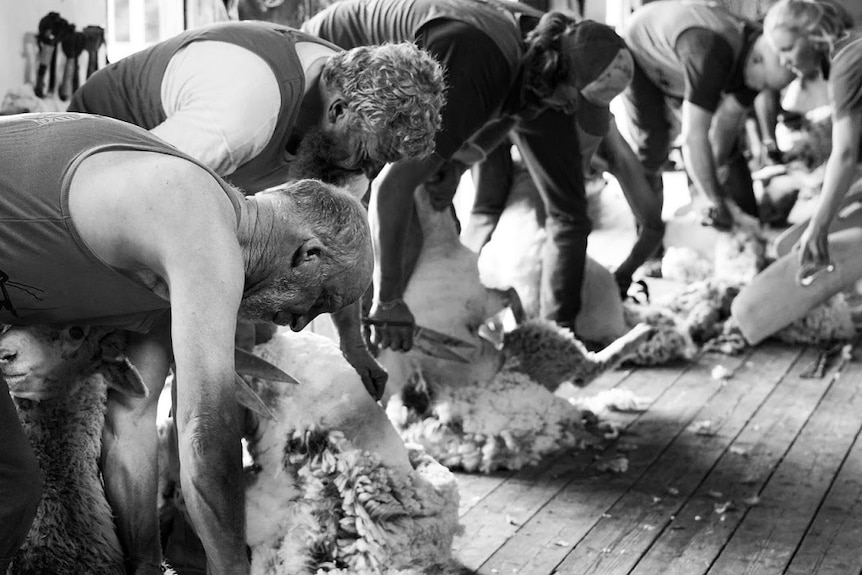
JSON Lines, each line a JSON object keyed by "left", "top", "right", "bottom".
{"left": 676, "top": 28, "right": 758, "bottom": 111}
{"left": 306, "top": 0, "right": 590, "bottom": 211}
{"left": 625, "top": 0, "right": 759, "bottom": 112}
{"left": 830, "top": 31, "right": 862, "bottom": 118}
{"left": 69, "top": 22, "right": 322, "bottom": 193}
{"left": 414, "top": 19, "right": 515, "bottom": 160}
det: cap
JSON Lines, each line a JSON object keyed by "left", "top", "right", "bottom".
{"left": 561, "top": 20, "right": 628, "bottom": 90}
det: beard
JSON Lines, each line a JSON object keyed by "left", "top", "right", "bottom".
{"left": 238, "top": 273, "right": 305, "bottom": 325}
{"left": 289, "top": 127, "right": 364, "bottom": 188}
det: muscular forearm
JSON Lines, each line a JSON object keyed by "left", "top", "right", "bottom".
{"left": 683, "top": 136, "right": 725, "bottom": 205}
{"left": 683, "top": 99, "right": 745, "bottom": 206}
{"left": 754, "top": 90, "right": 780, "bottom": 146}
{"left": 811, "top": 113, "right": 862, "bottom": 231}
{"left": 331, "top": 300, "right": 363, "bottom": 347}
{"left": 371, "top": 179, "right": 413, "bottom": 302}
{"left": 370, "top": 157, "right": 443, "bottom": 302}
{"left": 812, "top": 147, "right": 858, "bottom": 230}
{"left": 177, "top": 400, "right": 248, "bottom": 574}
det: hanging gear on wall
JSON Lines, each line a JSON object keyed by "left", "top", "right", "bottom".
{"left": 82, "top": 26, "right": 108, "bottom": 78}
{"left": 34, "top": 12, "right": 72, "bottom": 98}
{"left": 59, "top": 27, "right": 87, "bottom": 101}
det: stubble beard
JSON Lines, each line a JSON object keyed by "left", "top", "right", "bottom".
{"left": 289, "top": 127, "right": 362, "bottom": 187}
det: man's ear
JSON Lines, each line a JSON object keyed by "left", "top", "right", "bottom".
{"left": 753, "top": 51, "right": 764, "bottom": 66}
{"left": 291, "top": 238, "right": 325, "bottom": 269}
{"left": 326, "top": 97, "right": 347, "bottom": 125}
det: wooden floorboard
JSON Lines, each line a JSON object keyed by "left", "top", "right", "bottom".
{"left": 454, "top": 365, "right": 640, "bottom": 518}
{"left": 631, "top": 344, "right": 824, "bottom": 575}
{"left": 450, "top": 341, "right": 862, "bottom": 575}
{"left": 708, "top": 344, "right": 862, "bottom": 575}
{"left": 460, "top": 350, "right": 748, "bottom": 574}
{"left": 784, "top": 419, "right": 862, "bottom": 575}
{"left": 554, "top": 344, "right": 803, "bottom": 575}
{"left": 452, "top": 346, "right": 698, "bottom": 572}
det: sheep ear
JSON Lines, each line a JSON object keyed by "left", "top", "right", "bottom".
{"left": 234, "top": 373, "right": 277, "bottom": 421}
{"left": 106, "top": 358, "right": 149, "bottom": 399}
{"left": 234, "top": 347, "right": 300, "bottom": 385}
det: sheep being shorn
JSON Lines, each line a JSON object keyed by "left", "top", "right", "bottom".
{"left": 0, "top": 325, "right": 147, "bottom": 575}
{"left": 388, "top": 369, "right": 600, "bottom": 473}
{"left": 474, "top": 156, "right": 695, "bottom": 366}
{"left": 159, "top": 329, "right": 463, "bottom": 575}
{"left": 372, "top": 185, "right": 651, "bottom": 474}
{"left": 376, "top": 186, "right": 512, "bottom": 404}
{"left": 621, "top": 304, "right": 698, "bottom": 366}
{"left": 477, "top": 162, "right": 630, "bottom": 343}
{"left": 501, "top": 319, "right": 652, "bottom": 391}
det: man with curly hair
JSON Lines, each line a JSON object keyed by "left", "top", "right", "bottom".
{"left": 69, "top": 20, "right": 445, "bottom": 400}
{"left": 304, "top": 0, "right": 637, "bottom": 343}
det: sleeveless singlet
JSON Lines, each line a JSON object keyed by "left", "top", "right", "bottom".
{"left": 69, "top": 21, "right": 338, "bottom": 192}
{"left": 0, "top": 113, "right": 242, "bottom": 332}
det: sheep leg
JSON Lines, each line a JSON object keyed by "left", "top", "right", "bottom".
{"left": 591, "top": 323, "right": 653, "bottom": 371}
{"left": 102, "top": 328, "right": 171, "bottom": 574}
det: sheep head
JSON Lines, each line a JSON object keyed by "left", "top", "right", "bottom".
{"left": 0, "top": 325, "right": 147, "bottom": 401}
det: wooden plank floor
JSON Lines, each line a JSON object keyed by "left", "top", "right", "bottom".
{"left": 451, "top": 340, "right": 862, "bottom": 575}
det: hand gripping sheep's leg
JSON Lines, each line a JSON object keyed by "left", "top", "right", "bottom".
{"left": 363, "top": 318, "right": 474, "bottom": 363}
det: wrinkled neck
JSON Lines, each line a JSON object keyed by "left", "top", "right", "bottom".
{"left": 239, "top": 197, "right": 278, "bottom": 292}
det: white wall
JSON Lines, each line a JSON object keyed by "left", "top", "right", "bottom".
{"left": 0, "top": 1, "right": 106, "bottom": 97}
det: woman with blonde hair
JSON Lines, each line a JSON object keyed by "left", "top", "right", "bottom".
{"left": 764, "top": 0, "right": 859, "bottom": 281}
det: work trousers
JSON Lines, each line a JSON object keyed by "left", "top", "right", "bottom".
{"left": 471, "top": 108, "right": 592, "bottom": 328}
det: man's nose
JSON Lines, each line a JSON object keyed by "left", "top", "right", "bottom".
{"left": 291, "top": 315, "right": 312, "bottom": 332}
{"left": 363, "top": 160, "right": 385, "bottom": 181}
{"left": 779, "top": 53, "right": 792, "bottom": 68}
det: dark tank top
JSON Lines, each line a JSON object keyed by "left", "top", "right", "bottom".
{"left": 0, "top": 113, "right": 242, "bottom": 332}
{"left": 69, "top": 22, "right": 338, "bottom": 192}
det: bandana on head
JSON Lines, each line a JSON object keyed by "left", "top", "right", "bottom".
{"left": 561, "top": 20, "right": 628, "bottom": 90}
{"left": 561, "top": 21, "right": 628, "bottom": 137}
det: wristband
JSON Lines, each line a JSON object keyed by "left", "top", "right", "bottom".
{"left": 376, "top": 298, "right": 405, "bottom": 311}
